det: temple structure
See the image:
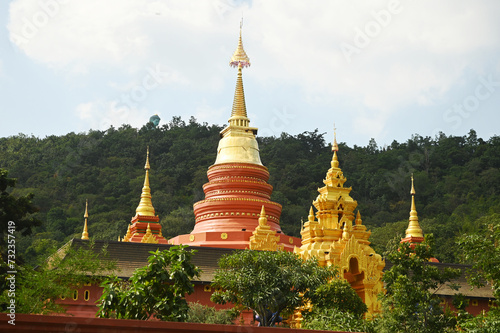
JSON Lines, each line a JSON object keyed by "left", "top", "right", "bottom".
{"left": 121, "top": 147, "right": 167, "bottom": 244}
{"left": 401, "top": 175, "right": 424, "bottom": 245}
{"left": 68, "top": 25, "right": 494, "bottom": 321}
{"left": 169, "top": 26, "right": 301, "bottom": 250}
{"left": 400, "top": 175, "right": 439, "bottom": 262}
{"left": 295, "top": 129, "right": 385, "bottom": 316}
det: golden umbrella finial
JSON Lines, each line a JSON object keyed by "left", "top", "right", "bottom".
{"left": 230, "top": 19, "right": 250, "bottom": 68}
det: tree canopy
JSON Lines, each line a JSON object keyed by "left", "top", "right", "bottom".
{"left": 0, "top": 119, "right": 499, "bottom": 265}
{"left": 97, "top": 245, "right": 200, "bottom": 321}
{"left": 210, "top": 249, "right": 336, "bottom": 327}
{"left": 378, "top": 235, "right": 462, "bottom": 333}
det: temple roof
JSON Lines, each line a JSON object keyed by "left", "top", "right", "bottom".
{"left": 64, "top": 239, "right": 495, "bottom": 299}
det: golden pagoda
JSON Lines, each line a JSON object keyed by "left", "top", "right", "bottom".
{"left": 125, "top": 147, "right": 167, "bottom": 244}
{"left": 295, "top": 128, "right": 385, "bottom": 316}
{"left": 169, "top": 22, "right": 301, "bottom": 250}
{"left": 401, "top": 174, "right": 424, "bottom": 244}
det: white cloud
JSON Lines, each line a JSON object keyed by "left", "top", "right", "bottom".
{"left": 7, "top": 0, "right": 500, "bottom": 142}
{"left": 76, "top": 100, "right": 152, "bottom": 131}
{"left": 194, "top": 100, "right": 227, "bottom": 124}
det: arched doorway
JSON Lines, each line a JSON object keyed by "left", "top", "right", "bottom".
{"left": 343, "top": 257, "right": 365, "bottom": 302}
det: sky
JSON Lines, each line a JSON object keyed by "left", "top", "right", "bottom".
{"left": 1, "top": 0, "right": 499, "bottom": 147}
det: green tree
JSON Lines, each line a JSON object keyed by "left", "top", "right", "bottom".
{"left": 186, "top": 302, "right": 238, "bottom": 325}
{"left": 97, "top": 245, "right": 201, "bottom": 321}
{"left": 0, "top": 240, "right": 115, "bottom": 314}
{"left": 0, "top": 169, "right": 41, "bottom": 262}
{"left": 302, "top": 279, "right": 372, "bottom": 332}
{"left": 210, "top": 249, "right": 336, "bottom": 327}
{"left": 457, "top": 213, "right": 500, "bottom": 301}
{"left": 377, "top": 235, "right": 461, "bottom": 333}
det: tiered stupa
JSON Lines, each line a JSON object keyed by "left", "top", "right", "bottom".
{"left": 169, "top": 26, "right": 300, "bottom": 250}
{"left": 295, "top": 129, "right": 385, "bottom": 316}
{"left": 401, "top": 174, "right": 424, "bottom": 245}
{"left": 122, "top": 148, "right": 167, "bottom": 244}
{"left": 400, "top": 175, "right": 439, "bottom": 262}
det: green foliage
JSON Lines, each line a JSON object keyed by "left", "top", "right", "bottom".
{"left": 457, "top": 308, "right": 500, "bottom": 333}
{"left": 1, "top": 122, "right": 499, "bottom": 265}
{"left": 186, "top": 302, "right": 238, "bottom": 325}
{"left": 97, "top": 245, "right": 201, "bottom": 321}
{"left": 458, "top": 213, "right": 500, "bottom": 301}
{"left": 210, "top": 249, "right": 336, "bottom": 327}
{"left": 0, "top": 240, "right": 116, "bottom": 314}
{"left": 302, "top": 308, "right": 376, "bottom": 332}
{"left": 302, "top": 278, "right": 370, "bottom": 332}
{"left": 0, "top": 169, "right": 41, "bottom": 263}
{"left": 377, "top": 235, "right": 462, "bottom": 333}
{"left": 309, "top": 278, "right": 367, "bottom": 317}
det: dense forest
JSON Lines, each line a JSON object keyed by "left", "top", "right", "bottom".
{"left": 1, "top": 117, "right": 499, "bottom": 265}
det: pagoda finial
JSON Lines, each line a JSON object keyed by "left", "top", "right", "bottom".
{"left": 229, "top": 21, "right": 251, "bottom": 122}
{"left": 81, "top": 199, "right": 89, "bottom": 240}
{"left": 230, "top": 19, "right": 250, "bottom": 68}
{"left": 258, "top": 205, "right": 267, "bottom": 227}
{"left": 332, "top": 123, "right": 339, "bottom": 152}
{"left": 355, "top": 210, "right": 362, "bottom": 226}
{"left": 122, "top": 224, "right": 132, "bottom": 242}
{"left": 331, "top": 127, "right": 340, "bottom": 168}
{"left": 308, "top": 206, "right": 315, "bottom": 222}
{"left": 405, "top": 174, "right": 423, "bottom": 239}
{"left": 135, "top": 147, "right": 156, "bottom": 217}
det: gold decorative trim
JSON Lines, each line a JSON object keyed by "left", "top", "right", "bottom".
{"left": 221, "top": 233, "right": 228, "bottom": 240}
{"left": 189, "top": 235, "right": 195, "bottom": 242}
{"left": 209, "top": 164, "right": 269, "bottom": 171}
{"left": 194, "top": 197, "right": 282, "bottom": 207}
{"left": 195, "top": 211, "right": 280, "bottom": 223}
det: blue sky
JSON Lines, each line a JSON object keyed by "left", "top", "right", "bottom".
{"left": 1, "top": 0, "right": 499, "bottom": 147}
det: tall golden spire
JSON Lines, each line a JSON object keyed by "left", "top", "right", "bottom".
{"left": 135, "top": 147, "right": 156, "bottom": 217}
{"left": 229, "top": 19, "right": 251, "bottom": 123}
{"left": 81, "top": 200, "right": 89, "bottom": 240}
{"left": 214, "top": 21, "right": 262, "bottom": 166}
{"left": 405, "top": 174, "right": 423, "bottom": 239}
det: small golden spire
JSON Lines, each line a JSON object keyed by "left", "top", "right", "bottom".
{"left": 410, "top": 173, "right": 416, "bottom": 195}
{"left": 122, "top": 225, "right": 132, "bottom": 242}
{"left": 118, "top": 235, "right": 121, "bottom": 242}
{"left": 135, "top": 147, "right": 156, "bottom": 217}
{"left": 355, "top": 210, "right": 362, "bottom": 225}
{"left": 405, "top": 174, "right": 423, "bottom": 239}
{"left": 81, "top": 200, "right": 89, "bottom": 240}
{"left": 141, "top": 223, "right": 158, "bottom": 244}
{"left": 330, "top": 125, "right": 340, "bottom": 168}
{"left": 332, "top": 123, "right": 339, "bottom": 152}
{"left": 258, "top": 205, "right": 267, "bottom": 227}
{"left": 308, "top": 206, "right": 315, "bottom": 222}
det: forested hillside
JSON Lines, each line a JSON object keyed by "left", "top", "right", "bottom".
{"left": 1, "top": 117, "right": 499, "bottom": 265}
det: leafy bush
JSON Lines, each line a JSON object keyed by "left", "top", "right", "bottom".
{"left": 186, "top": 302, "right": 238, "bottom": 325}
